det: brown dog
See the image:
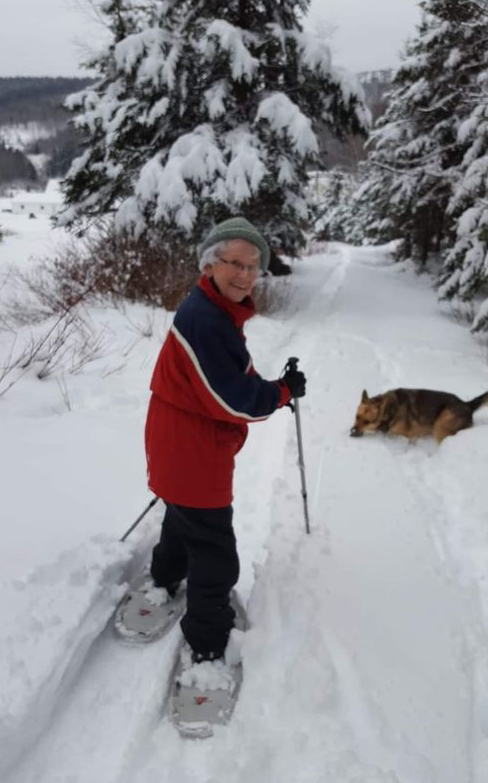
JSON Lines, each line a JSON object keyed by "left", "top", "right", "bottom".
{"left": 350, "top": 388, "right": 488, "bottom": 443}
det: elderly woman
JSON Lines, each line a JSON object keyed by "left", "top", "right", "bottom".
{"left": 144, "top": 217, "right": 306, "bottom": 663}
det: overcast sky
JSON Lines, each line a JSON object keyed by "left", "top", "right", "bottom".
{"left": 0, "top": 0, "right": 422, "bottom": 78}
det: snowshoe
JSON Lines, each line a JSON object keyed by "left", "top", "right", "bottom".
{"left": 171, "top": 591, "right": 247, "bottom": 738}
{"left": 114, "top": 572, "right": 185, "bottom": 644}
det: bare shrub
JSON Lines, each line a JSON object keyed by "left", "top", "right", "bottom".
{"left": 123, "top": 309, "right": 157, "bottom": 339}
{"left": 43, "top": 227, "right": 199, "bottom": 312}
{"left": 253, "top": 275, "right": 292, "bottom": 316}
{"left": 0, "top": 305, "right": 112, "bottom": 396}
{"left": 34, "top": 310, "right": 80, "bottom": 379}
{"left": 100, "top": 361, "right": 127, "bottom": 378}
{"left": 0, "top": 222, "right": 198, "bottom": 397}
{"left": 65, "top": 318, "right": 110, "bottom": 376}
{"left": 2, "top": 260, "right": 97, "bottom": 327}
{"left": 1, "top": 226, "right": 198, "bottom": 331}
{"left": 56, "top": 374, "right": 71, "bottom": 412}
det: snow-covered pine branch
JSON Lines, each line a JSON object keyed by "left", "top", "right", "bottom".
{"left": 60, "top": 0, "right": 368, "bottom": 259}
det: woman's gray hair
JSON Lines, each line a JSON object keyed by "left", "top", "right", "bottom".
{"left": 198, "top": 240, "right": 262, "bottom": 271}
{"left": 198, "top": 241, "right": 229, "bottom": 271}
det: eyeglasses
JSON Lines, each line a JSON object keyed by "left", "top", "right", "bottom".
{"left": 216, "top": 256, "right": 261, "bottom": 277}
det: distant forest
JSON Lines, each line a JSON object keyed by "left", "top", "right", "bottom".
{"left": 0, "top": 77, "right": 94, "bottom": 190}
{"left": 0, "top": 77, "right": 93, "bottom": 126}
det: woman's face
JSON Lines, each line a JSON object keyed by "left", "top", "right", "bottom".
{"left": 204, "top": 239, "right": 261, "bottom": 302}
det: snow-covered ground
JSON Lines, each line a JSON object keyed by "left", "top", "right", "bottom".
{"left": 0, "top": 212, "right": 487, "bottom": 783}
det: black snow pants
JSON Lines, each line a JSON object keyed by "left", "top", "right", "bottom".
{"left": 150, "top": 502, "right": 239, "bottom": 659}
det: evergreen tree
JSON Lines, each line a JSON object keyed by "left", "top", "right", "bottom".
{"left": 355, "top": 0, "right": 487, "bottom": 263}
{"left": 61, "top": 0, "right": 368, "bottom": 257}
{"left": 314, "top": 168, "right": 365, "bottom": 244}
{"left": 438, "top": 66, "right": 488, "bottom": 331}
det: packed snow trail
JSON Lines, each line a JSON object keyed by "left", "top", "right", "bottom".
{"left": 4, "top": 246, "right": 487, "bottom": 783}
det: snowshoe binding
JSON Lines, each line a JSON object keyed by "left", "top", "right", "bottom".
{"left": 114, "top": 572, "right": 185, "bottom": 644}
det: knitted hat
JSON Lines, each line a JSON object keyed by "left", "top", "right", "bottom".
{"left": 199, "top": 217, "right": 270, "bottom": 272}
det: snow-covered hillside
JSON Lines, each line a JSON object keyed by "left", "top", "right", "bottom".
{"left": 0, "top": 122, "right": 59, "bottom": 151}
{"left": 0, "top": 212, "right": 487, "bottom": 783}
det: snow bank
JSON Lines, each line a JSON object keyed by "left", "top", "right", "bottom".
{"left": 0, "top": 537, "right": 131, "bottom": 778}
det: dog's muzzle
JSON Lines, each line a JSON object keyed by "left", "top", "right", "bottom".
{"left": 349, "top": 427, "right": 363, "bottom": 437}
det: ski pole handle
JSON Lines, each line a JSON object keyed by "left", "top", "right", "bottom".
{"left": 284, "top": 356, "right": 299, "bottom": 376}
{"left": 281, "top": 356, "right": 302, "bottom": 410}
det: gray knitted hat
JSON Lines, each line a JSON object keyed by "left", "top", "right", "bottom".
{"left": 199, "top": 217, "right": 270, "bottom": 272}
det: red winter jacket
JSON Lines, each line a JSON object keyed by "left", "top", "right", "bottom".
{"left": 145, "top": 275, "right": 290, "bottom": 508}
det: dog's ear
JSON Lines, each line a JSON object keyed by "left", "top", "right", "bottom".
{"left": 361, "top": 389, "right": 369, "bottom": 403}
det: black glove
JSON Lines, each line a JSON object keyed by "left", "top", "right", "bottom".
{"left": 283, "top": 368, "right": 306, "bottom": 398}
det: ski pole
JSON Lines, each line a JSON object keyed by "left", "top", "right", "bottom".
{"left": 283, "top": 357, "right": 311, "bottom": 535}
{"left": 120, "top": 496, "right": 159, "bottom": 542}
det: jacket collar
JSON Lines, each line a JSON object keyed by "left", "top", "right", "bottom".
{"left": 198, "top": 274, "right": 255, "bottom": 329}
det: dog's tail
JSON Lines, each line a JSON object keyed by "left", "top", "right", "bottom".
{"left": 467, "top": 391, "right": 488, "bottom": 413}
